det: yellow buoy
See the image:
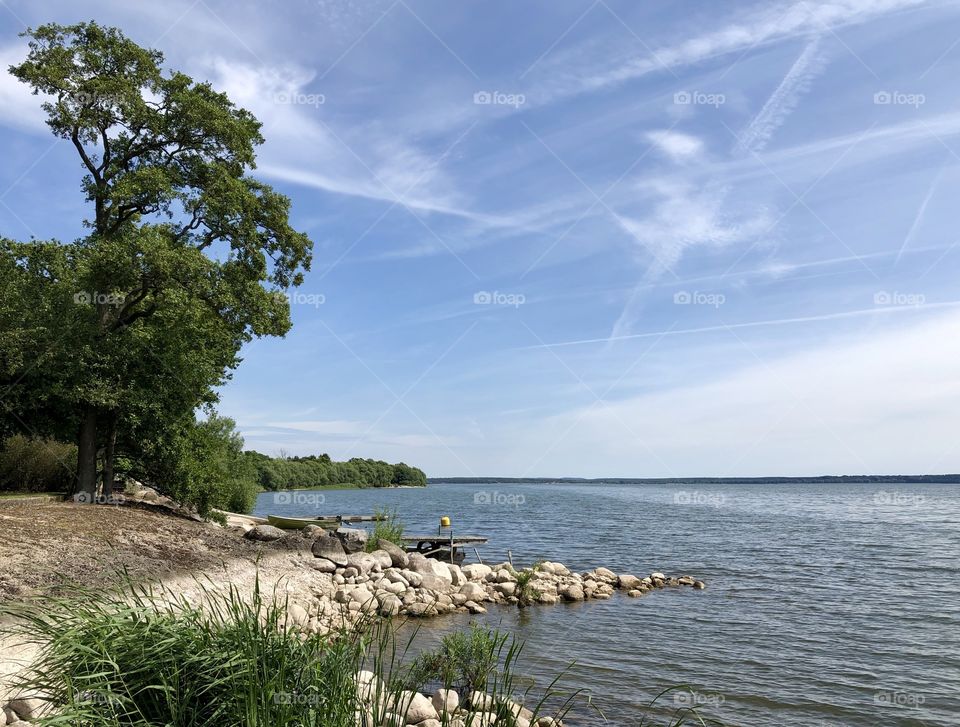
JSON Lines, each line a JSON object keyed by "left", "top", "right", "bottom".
{"left": 440, "top": 516, "right": 451, "bottom": 527}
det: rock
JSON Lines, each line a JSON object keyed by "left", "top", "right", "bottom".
{"left": 432, "top": 688, "right": 459, "bottom": 715}
{"left": 8, "top": 697, "right": 45, "bottom": 721}
{"left": 470, "top": 692, "right": 496, "bottom": 711}
{"left": 693, "top": 580, "right": 706, "bottom": 590}
{"left": 418, "top": 721, "right": 442, "bottom": 727}
{"left": 494, "top": 581, "right": 516, "bottom": 597}
{"left": 405, "top": 602, "right": 436, "bottom": 617}
{"left": 311, "top": 557, "right": 338, "bottom": 573}
{"left": 378, "top": 594, "right": 402, "bottom": 617}
{"left": 650, "top": 571, "right": 666, "bottom": 580}
{"left": 678, "top": 576, "right": 695, "bottom": 586}
{"left": 618, "top": 574, "right": 643, "bottom": 590}
{"left": 382, "top": 581, "right": 406, "bottom": 595}
{"left": 462, "top": 563, "right": 493, "bottom": 581}
{"left": 335, "top": 526, "right": 368, "bottom": 554}
{"left": 302, "top": 524, "right": 326, "bottom": 539}
{"left": 312, "top": 534, "right": 349, "bottom": 565}
{"left": 379, "top": 711, "right": 404, "bottom": 727}
{"left": 464, "top": 600, "right": 487, "bottom": 614}
{"left": 369, "top": 549, "right": 393, "bottom": 570}
{"left": 376, "top": 539, "right": 409, "bottom": 568}
{"left": 399, "top": 691, "right": 438, "bottom": 723}
{"left": 244, "top": 524, "right": 285, "bottom": 542}
{"left": 536, "top": 718, "right": 561, "bottom": 726}
{"left": 285, "top": 603, "right": 310, "bottom": 629}
{"left": 409, "top": 555, "right": 454, "bottom": 585}
{"left": 446, "top": 563, "right": 467, "bottom": 587}
{"left": 345, "top": 552, "right": 379, "bottom": 575}
{"left": 466, "top": 711, "right": 497, "bottom": 727}
{"left": 495, "top": 568, "right": 515, "bottom": 583}
{"left": 627, "top": 589, "right": 643, "bottom": 597}
{"left": 538, "top": 592, "right": 558, "bottom": 605}
{"left": 560, "top": 585, "right": 584, "bottom": 602}
{"left": 459, "top": 582, "right": 486, "bottom": 601}
{"left": 594, "top": 566, "right": 617, "bottom": 582}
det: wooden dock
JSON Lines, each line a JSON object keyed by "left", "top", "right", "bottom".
{"left": 402, "top": 534, "right": 488, "bottom": 563}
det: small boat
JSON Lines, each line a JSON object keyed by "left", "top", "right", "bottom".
{"left": 267, "top": 514, "right": 340, "bottom": 530}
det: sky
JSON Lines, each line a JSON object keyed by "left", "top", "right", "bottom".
{"left": 2, "top": 0, "right": 960, "bottom": 478}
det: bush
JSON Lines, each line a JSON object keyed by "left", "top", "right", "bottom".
{"left": 365, "top": 508, "right": 404, "bottom": 552}
{"left": 0, "top": 434, "right": 75, "bottom": 492}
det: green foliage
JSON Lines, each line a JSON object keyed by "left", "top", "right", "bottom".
{"left": 135, "top": 413, "right": 259, "bottom": 517}
{"left": 2, "top": 580, "right": 579, "bottom": 727}
{"left": 514, "top": 569, "right": 536, "bottom": 609}
{"left": 402, "top": 625, "right": 508, "bottom": 699}
{"left": 249, "top": 453, "right": 427, "bottom": 490}
{"left": 366, "top": 509, "right": 405, "bottom": 552}
{"left": 0, "top": 434, "right": 76, "bottom": 492}
{"left": 2, "top": 20, "right": 312, "bottom": 501}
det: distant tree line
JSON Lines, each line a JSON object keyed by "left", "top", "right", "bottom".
{"left": 246, "top": 452, "right": 427, "bottom": 490}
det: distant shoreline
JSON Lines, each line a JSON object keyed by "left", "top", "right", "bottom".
{"left": 428, "top": 475, "right": 960, "bottom": 485}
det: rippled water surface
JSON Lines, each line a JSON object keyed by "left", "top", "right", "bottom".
{"left": 254, "top": 482, "right": 960, "bottom": 726}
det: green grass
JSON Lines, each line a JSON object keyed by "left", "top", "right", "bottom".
{"left": 365, "top": 508, "right": 405, "bottom": 552}
{"left": 0, "top": 577, "right": 584, "bottom": 727}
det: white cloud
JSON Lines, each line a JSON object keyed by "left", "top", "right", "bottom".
{"left": 734, "top": 36, "right": 828, "bottom": 155}
{"left": 531, "top": 0, "right": 927, "bottom": 105}
{"left": 264, "top": 420, "right": 368, "bottom": 435}
{"left": 646, "top": 130, "right": 704, "bottom": 161}
{"left": 0, "top": 43, "right": 49, "bottom": 133}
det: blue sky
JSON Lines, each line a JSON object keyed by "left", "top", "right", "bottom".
{"left": 3, "top": 0, "right": 960, "bottom": 477}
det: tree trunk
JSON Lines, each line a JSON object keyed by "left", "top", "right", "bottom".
{"left": 76, "top": 407, "right": 98, "bottom": 503}
{"left": 102, "top": 413, "right": 117, "bottom": 500}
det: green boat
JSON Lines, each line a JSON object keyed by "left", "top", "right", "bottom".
{"left": 266, "top": 514, "right": 340, "bottom": 530}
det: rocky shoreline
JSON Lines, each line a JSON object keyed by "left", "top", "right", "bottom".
{"left": 245, "top": 523, "right": 707, "bottom": 634}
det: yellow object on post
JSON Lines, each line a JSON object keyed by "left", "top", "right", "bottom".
{"left": 440, "top": 516, "right": 451, "bottom": 527}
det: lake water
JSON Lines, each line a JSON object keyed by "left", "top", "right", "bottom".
{"left": 254, "top": 482, "right": 960, "bottom": 726}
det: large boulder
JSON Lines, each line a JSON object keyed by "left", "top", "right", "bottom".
{"left": 345, "top": 552, "right": 378, "bottom": 575}
{"left": 446, "top": 563, "right": 467, "bottom": 587}
{"left": 244, "top": 524, "right": 285, "bottom": 542}
{"left": 459, "top": 582, "right": 486, "bottom": 601}
{"left": 462, "top": 563, "right": 493, "bottom": 581}
{"left": 594, "top": 567, "right": 617, "bottom": 583}
{"left": 376, "top": 539, "right": 409, "bottom": 568}
{"left": 399, "top": 691, "right": 438, "bottom": 724}
{"left": 432, "top": 688, "right": 459, "bottom": 715}
{"left": 618, "top": 574, "right": 643, "bottom": 590}
{"left": 312, "top": 533, "right": 348, "bottom": 565}
{"left": 560, "top": 584, "right": 585, "bottom": 602}
{"left": 301, "top": 524, "right": 326, "bottom": 539}
{"left": 408, "top": 554, "right": 453, "bottom": 585}
{"left": 335, "top": 527, "right": 368, "bottom": 554}
{"left": 368, "top": 549, "right": 393, "bottom": 570}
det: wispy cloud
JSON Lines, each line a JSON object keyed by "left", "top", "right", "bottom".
{"left": 733, "top": 36, "right": 828, "bottom": 155}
